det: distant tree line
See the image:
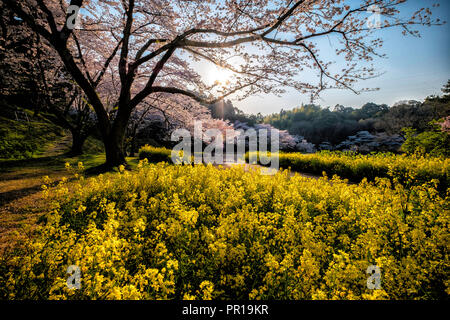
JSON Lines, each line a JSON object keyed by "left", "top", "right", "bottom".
{"left": 262, "top": 102, "right": 387, "bottom": 145}
{"left": 207, "top": 100, "right": 264, "bottom": 126}
{"left": 209, "top": 81, "right": 450, "bottom": 149}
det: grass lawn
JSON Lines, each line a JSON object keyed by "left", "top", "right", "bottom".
{"left": 0, "top": 132, "right": 138, "bottom": 253}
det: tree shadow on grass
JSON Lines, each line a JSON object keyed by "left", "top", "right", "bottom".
{"left": 0, "top": 152, "right": 108, "bottom": 209}
{"left": 0, "top": 185, "right": 44, "bottom": 208}
{"left": 0, "top": 155, "right": 67, "bottom": 180}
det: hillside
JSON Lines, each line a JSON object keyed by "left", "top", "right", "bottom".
{"left": 0, "top": 102, "right": 64, "bottom": 159}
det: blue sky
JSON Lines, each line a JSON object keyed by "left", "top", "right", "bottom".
{"left": 228, "top": 0, "right": 450, "bottom": 115}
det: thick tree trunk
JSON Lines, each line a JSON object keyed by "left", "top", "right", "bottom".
{"left": 70, "top": 131, "right": 87, "bottom": 156}
{"left": 103, "top": 100, "right": 133, "bottom": 168}
{"left": 104, "top": 129, "right": 127, "bottom": 168}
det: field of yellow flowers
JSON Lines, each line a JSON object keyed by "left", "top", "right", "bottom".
{"left": 0, "top": 160, "right": 448, "bottom": 300}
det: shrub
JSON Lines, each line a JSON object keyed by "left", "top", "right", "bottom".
{"left": 138, "top": 145, "right": 172, "bottom": 163}
{"left": 401, "top": 127, "right": 450, "bottom": 157}
{"left": 0, "top": 162, "right": 448, "bottom": 300}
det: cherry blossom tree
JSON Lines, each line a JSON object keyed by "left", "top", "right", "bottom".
{"left": 125, "top": 93, "right": 225, "bottom": 155}
{"left": 0, "top": 5, "right": 96, "bottom": 155}
{"left": 35, "top": 42, "right": 99, "bottom": 155}
{"left": 2, "top": 0, "right": 441, "bottom": 168}
{"left": 0, "top": 7, "right": 38, "bottom": 101}
{"left": 438, "top": 116, "right": 450, "bottom": 133}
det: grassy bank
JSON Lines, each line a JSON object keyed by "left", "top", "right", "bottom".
{"left": 0, "top": 110, "right": 64, "bottom": 160}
